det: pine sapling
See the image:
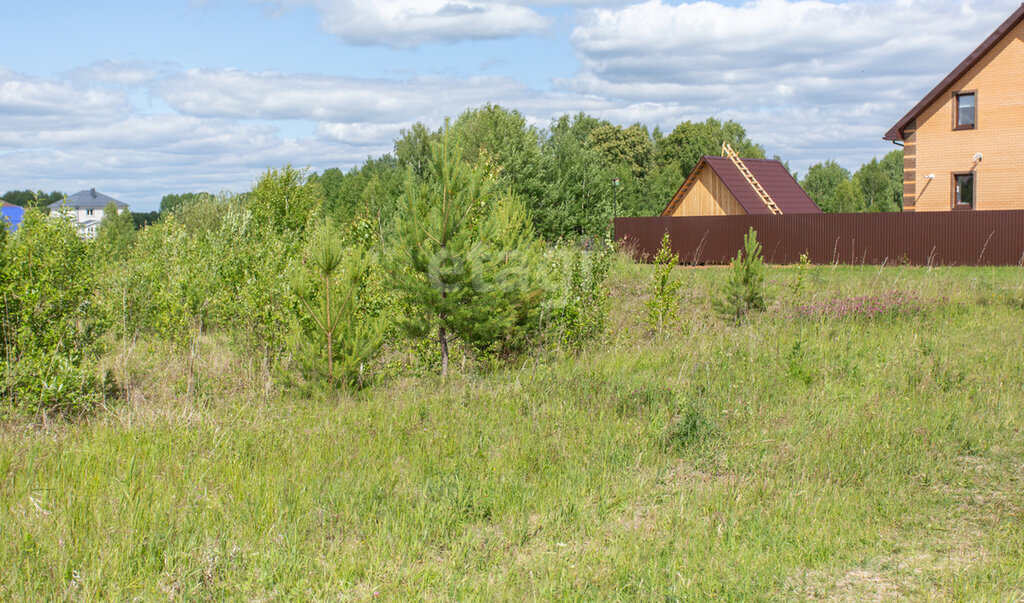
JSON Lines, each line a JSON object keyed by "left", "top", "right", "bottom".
{"left": 714, "top": 227, "right": 768, "bottom": 323}
{"left": 390, "top": 127, "right": 549, "bottom": 375}
{"left": 289, "top": 220, "right": 382, "bottom": 387}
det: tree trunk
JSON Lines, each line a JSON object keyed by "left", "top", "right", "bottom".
{"left": 439, "top": 324, "right": 449, "bottom": 378}
{"left": 325, "top": 272, "right": 334, "bottom": 385}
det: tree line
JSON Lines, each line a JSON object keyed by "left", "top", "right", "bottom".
{"left": 312, "top": 105, "right": 905, "bottom": 234}
{"left": 4, "top": 105, "right": 904, "bottom": 241}
{"left": 800, "top": 151, "right": 904, "bottom": 213}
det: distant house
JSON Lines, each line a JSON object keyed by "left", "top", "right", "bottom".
{"left": 2, "top": 202, "right": 25, "bottom": 232}
{"left": 662, "top": 151, "right": 821, "bottom": 217}
{"left": 884, "top": 4, "right": 1024, "bottom": 211}
{"left": 47, "top": 188, "right": 129, "bottom": 238}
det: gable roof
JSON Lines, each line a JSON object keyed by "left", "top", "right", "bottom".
{"left": 663, "top": 156, "right": 821, "bottom": 216}
{"left": 884, "top": 3, "right": 1024, "bottom": 141}
{"left": 48, "top": 188, "right": 128, "bottom": 211}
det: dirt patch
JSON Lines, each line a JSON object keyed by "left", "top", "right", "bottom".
{"left": 830, "top": 568, "right": 900, "bottom": 601}
{"left": 784, "top": 519, "right": 990, "bottom": 600}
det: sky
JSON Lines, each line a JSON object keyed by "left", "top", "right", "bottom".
{"left": 1, "top": 0, "right": 1020, "bottom": 211}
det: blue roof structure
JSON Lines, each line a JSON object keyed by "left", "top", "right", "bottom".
{"left": 2, "top": 203, "right": 24, "bottom": 232}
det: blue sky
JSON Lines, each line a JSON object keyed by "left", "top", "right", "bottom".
{"left": 1, "top": 0, "right": 1020, "bottom": 211}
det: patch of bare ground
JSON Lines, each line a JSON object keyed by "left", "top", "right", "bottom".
{"left": 829, "top": 568, "right": 900, "bottom": 601}
{"left": 785, "top": 542, "right": 984, "bottom": 601}
{"left": 786, "top": 452, "right": 1018, "bottom": 600}
{"left": 661, "top": 459, "right": 745, "bottom": 491}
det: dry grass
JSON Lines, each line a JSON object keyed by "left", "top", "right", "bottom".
{"left": 2, "top": 260, "right": 1024, "bottom": 598}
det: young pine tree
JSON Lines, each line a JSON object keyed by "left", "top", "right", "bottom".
{"left": 390, "top": 128, "right": 548, "bottom": 376}
{"left": 288, "top": 220, "right": 383, "bottom": 387}
{"left": 714, "top": 227, "right": 768, "bottom": 323}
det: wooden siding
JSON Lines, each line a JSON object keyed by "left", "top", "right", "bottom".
{"left": 908, "top": 18, "right": 1024, "bottom": 211}
{"left": 667, "top": 166, "right": 747, "bottom": 217}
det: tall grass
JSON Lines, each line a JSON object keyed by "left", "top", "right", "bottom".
{"left": 2, "top": 260, "right": 1024, "bottom": 599}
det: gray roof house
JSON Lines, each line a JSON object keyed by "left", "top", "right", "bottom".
{"left": 48, "top": 188, "right": 129, "bottom": 238}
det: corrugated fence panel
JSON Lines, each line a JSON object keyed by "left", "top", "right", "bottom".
{"left": 614, "top": 210, "right": 1024, "bottom": 266}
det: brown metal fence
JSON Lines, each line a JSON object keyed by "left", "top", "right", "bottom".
{"left": 614, "top": 211, "right": 1024, "bottom": 266}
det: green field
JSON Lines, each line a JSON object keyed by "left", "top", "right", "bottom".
{"left": 3, "top": 260, "right": 1024, "bottom": 599}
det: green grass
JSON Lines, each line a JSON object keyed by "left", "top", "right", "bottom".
{"left": 3, "top": 260, "right": 1024, "bottom": 599}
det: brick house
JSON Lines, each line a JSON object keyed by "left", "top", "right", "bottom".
{"left": 884, "top": 4, "right": 1024, "bottom": 212}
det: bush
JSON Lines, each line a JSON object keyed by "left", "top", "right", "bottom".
{"left": 714, "top": 227, "right": 768, "bottom": 323}
{"left": 663, "top": 402, "right": 716, "bottom": 452}
{"left": 248, "top": 165, "right": 323, "bottom": 235}
{"left": 546, "top": 237, "right": 613, "bottom": 350}
{"left": 103, "top": 213, "right": 212, "bottom": 345}
{"left": 0, "top": 211, "right": 103, "bottom": 416}
{"left": 645, "top": 232, "right": 681, "bottom": 332}
{"left": 788, "top": 252, "right": 811, "bottom": 298}
{"left": 98, "top": 188, "right": 305, "bottom": 362}
{"left": 94, "top": 201, "right": 136, "bottom": 260}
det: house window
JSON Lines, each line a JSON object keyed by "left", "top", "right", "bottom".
{"left": 954, "top": 92, "right": 976, "bottom": 129}
{"left": 86, "top": 209, "right": 94, "bottom": 216}
{"left": 953, "top": 173, "right": 975, "bottom": 208}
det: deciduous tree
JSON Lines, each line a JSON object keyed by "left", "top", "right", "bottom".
{"left": 95, "top": 201, "right": 136, "bottom": 258}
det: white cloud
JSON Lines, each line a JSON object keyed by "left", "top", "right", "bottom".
{"left": 0, "top": 68, "right": 395, "bottom": 209}
{"left": 261, "top": 0, "right": 551, "bottom": 48}
{"left": 0, "top": 68, "right": 131, "bottom": 128}
{"left": 64, "top": 61, "right": 161, "bottom": 87}
{"left": 316, "top": 121, "right": 415, "bottom": 146}
{"left": 156, "top": 69, "right": 541, "bottom": 122}
{"left": 569, "top": 0, "right": 1018, "bottom": 92}
{"left": 154, "top": 68, "right": 617, "bottom": 129}
{"left": 564, "top": 0, "right": 1023, "bottom": 168}
{"left": 0, "top": 117, "right": 375, "bottom": 210}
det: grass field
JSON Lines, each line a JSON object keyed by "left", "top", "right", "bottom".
{"left": 2, "top": 258, "right": 1024, "bottom": 599}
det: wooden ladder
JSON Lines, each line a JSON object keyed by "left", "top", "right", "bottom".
{"left": 722, "top": 142, "right": 782, "bottom": 215}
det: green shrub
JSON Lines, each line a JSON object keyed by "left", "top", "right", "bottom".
{"left": 247, "top": 165, "right": 323, "bottom": 235}
{"left": 788, "top": 252, "right": 811, "bottom": 298}
{"left": 98, "top": 188, "right": 304, "bottom": 362}
{"left": 105, "top": 214, "right": 210, "bottom": 345}
{"left": 663, "top": 402, "right": 716, "bottom": 452}
{"left": 645, "top": 232, "right": 681, "bottom": 332}
{"left": 714, "top": 227, "right": 768, "bottom": 323}
{"left": 94, "top": 201, "right": 136, "bottom": 260}
{"left": 546, "top": 238, "right": 613, "bottom": 350}
{"left": 0, "top": 211, "right": 103, "bottom": 416}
